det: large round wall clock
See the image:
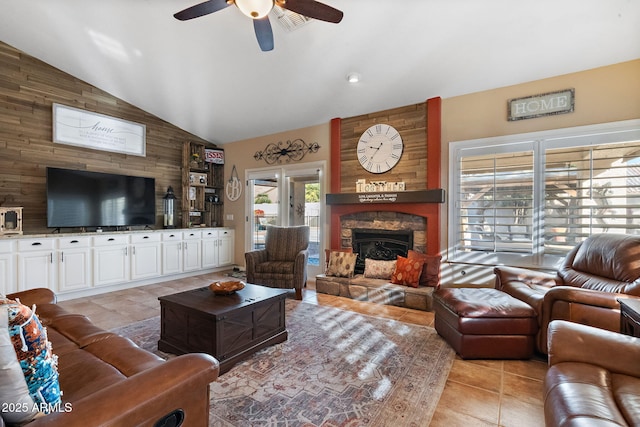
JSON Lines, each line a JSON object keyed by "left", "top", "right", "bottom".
{"left": 356, "top": 124, "right": 404, "bottom": 174}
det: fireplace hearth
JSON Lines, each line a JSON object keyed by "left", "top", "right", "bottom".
{"left": 351, "top": 228, "right": 413, "bottom": 275}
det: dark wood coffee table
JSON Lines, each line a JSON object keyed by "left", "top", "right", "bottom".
{"left": 619, "top": 298, "right": 640, "bottom": 338}
{"left": 158, "top": 283, "right": 289, "bottom": 374}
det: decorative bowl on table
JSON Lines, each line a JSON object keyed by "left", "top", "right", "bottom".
{"left": 209, "top": 280, "right": 245, "bottom": 295}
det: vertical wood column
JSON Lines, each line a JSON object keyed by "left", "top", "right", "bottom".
{"left": 426, "top": 96, "right": 442, "bottom": 255}
{"left": 330, "top": 118, "right": 342, "bottom": 250}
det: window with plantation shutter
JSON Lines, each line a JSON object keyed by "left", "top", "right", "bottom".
{"left": 449, "top": 120, "right": 640, "bottom": 269}
{"left": 457, "top": 147, "right": 534, "bottom": 254}
{"left": 544, "top": 140, "right": 640, "bottom": 255}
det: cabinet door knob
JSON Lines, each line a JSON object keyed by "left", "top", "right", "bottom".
{"left": 31, "top": 242, "right": 42, "bottom": 246}
{"left": 70, "top": 240, "right": 79, "bottom": 244}
{"left": 108, "top": 238, "right": 115, "bottom": 241}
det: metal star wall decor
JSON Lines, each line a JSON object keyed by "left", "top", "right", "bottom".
{"left": 254, "top": 138, "right": 320, "bottom": 164}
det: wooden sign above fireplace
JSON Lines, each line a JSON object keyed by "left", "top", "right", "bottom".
{"left": 326, "top": 189, "right": 445, "bottom": 205}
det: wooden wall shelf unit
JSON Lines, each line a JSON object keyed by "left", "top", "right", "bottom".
{"left": 182, "top": 141, "right": 225, "bottom": 228}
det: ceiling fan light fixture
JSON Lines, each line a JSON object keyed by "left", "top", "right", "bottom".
{"left": 235, "top": 0, "right": 274, "bottom": 19}
{"left": 347, "top": 73, "right": 361, "bottom": 83}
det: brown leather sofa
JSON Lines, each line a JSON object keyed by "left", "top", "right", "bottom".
{"left": 545, "top": 320, "right": 640, "bottom": 426}
{"left": 494, "top": 233, "right": 640, "bottom": 354}
{"left": 3, "top": 288, "right": 219, "bottom": 426}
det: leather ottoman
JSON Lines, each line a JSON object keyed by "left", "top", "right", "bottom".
{"left": 433, "top": 288, "right": 538, "bottom": 359}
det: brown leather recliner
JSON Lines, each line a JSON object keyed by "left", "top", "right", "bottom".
{"left": 494, "top": 233, "right": 640, "bottom": 354}
{"left": 545, "top": 320, "right": 640, "bottom": 426}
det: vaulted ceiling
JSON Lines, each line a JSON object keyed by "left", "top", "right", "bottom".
{"left": 1, "top": 0, "right": 638, "bottom": 144}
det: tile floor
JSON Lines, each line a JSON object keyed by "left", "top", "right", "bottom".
{"left": 57, "top": 271, "right": 547, "bottom": 427}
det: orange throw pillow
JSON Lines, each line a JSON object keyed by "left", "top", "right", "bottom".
{"left": 391, "top": 255, "right": 424, "bottom": 288}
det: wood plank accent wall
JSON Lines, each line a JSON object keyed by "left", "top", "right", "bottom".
{"left": 329, "top": 98, "right": 442, "bottom": 255}
{"left": 339, "top": 103, "right": 427, "bottom": 192}
{"left": 0, "top": 41, "right": 214, "bottom": 234}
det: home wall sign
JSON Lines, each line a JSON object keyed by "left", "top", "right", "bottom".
{"left": 508, "top": 88, "right": 574, "bottom": 121}
{"left": 254, "top": 138, "right": 320, "bottom": 164}
{"left": 52, "top": 103, "right": 146, "bottom": 156}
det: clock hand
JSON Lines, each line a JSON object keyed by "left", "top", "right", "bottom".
{"left": 369, "top": 143, "right": 383, "bottom": 159}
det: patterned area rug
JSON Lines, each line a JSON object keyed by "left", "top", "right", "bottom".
{"left": 113, "top": 300, "right": 455, "bottom": 427}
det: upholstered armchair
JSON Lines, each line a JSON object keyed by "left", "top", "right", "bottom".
{"left": 245, "top": 225, "right": 310, "bottom": 300}
{"left": 494, "top": 233, "right": 640, "bottom": 353}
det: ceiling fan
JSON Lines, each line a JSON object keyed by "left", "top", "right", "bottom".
{"left": 174, "top": 0, "right": 344, "bottom": 52}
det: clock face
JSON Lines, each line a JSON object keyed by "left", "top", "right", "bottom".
{"left": 357, "top": 124, "right": 403, "bottom": 174}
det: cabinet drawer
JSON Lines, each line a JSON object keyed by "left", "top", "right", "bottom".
{"left": 58, "top": 236, "right": 91, "bottom": 249}
{"left": 131, "top": 233, "right": 161, "bottom": 244}
{"left": 219, "top": 229, "right": 232, "bottom": 237}
{"left": 0, "top": 240, "right": 15, "bottom": 253}
{"left": 162, "top": 232, "right": 182, "bottom": 241}
{"left": 183, "top": 231, "right": 202, "bottom": 240}
{"left": 18, "top": 238, "right": 56, "bottom": 252}
{"left": 93, "top": 234, "right": 130, "bottom": 246}
{"left": 202, "top": 229, "right": 218, "bottom": 239}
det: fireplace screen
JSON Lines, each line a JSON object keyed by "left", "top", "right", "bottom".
{"left": 351, "top": 229, "right": 413, "bottom": 275}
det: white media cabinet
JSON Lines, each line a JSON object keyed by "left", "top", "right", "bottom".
{"left": 0, "top": 227, "right": 234, "bottom": 300}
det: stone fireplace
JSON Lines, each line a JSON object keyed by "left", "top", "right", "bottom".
{"left": 317, "top": 210, "right": 437, "bottom": 312}
{"left": 341, "top": 212, "right": 426, "bottom": 274}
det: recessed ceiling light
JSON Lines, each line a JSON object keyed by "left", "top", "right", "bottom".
{"left": 347, "top": 73, "right": 361, "bottom": 83}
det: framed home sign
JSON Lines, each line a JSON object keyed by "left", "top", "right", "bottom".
{"left": 52, "top": 103, "right": 146, "bottom": 156}
{"left": 508, "top": 88, "right": 575, "bottom": 121}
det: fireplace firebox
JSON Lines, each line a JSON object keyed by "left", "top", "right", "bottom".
{"left": 351, "top": 228, "right": 413, "bottom": 275}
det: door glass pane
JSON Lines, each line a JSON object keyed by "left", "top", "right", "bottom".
{"left": 251, "top": 177, "right": 279, "bottom": 250}
{"left": 288, "top": 175, "right": 320, "bottom": 268}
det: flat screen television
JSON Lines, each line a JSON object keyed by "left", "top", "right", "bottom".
{"left": 47, "top": 167, "right": 156, "bottom": 228}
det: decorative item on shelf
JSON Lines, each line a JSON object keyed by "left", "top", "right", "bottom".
{"left": 189, "top": 172, "right": 207, "bottom": 186}
{"left": 355, "top": 179, "right": 405, "bottom": 193}
{"left": 209, "top": 280, "right": 245, "bottom": 295}
{"left": 207, "top": 193, "right": 220, "bottom": 204}
{"left": 254, "top": 138, "right": 320, "bottom": 164}
{"left": 190, "top": 152, "right": 200, "bottom": 169}
{"left": 0, "top": 207, "right": 23, "bottom": 236}
{"left": 163, "top": 187, "right": 176, "bottom": 229}
{"left": 205, "top": 148, "right": 225, "bottom": 164}
{"left": 225, "top": 165, "right": 242, "bottom": 202}
{"left": 189, "top": 187, "right": 197, "bottom": 211}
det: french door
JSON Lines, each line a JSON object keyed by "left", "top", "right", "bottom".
{"left": 246, "top": 162, "right": 325, "bottom": 277}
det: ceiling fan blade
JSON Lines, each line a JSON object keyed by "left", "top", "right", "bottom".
{"left": 253, "top": 17, "right": 274, "bottom": 51}
{"left": 174, "top": 0, "right": 231, "bottom": 21}
{"left": 278, "top": 0, "right": 343, "bottom": 23}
